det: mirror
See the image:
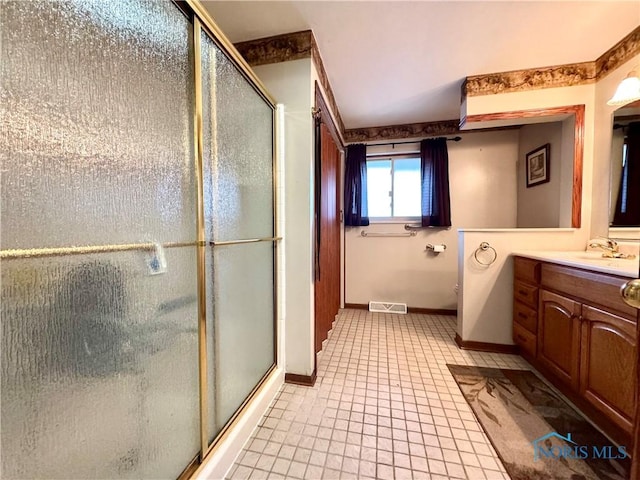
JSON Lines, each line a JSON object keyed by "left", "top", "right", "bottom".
{"left": 609, "top": 100, "right": 640, "bottom": 230}
{"left": 463, "top": 104, "right": 584, "bottom": 228}
{"left": 516, "top": 116, "right": 576, "bottom": 228}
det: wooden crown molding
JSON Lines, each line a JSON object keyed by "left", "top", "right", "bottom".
{"left": 464, "top": 26, "right": 640, "bottom": 98}
{"left": 234, "top": 27, "right": 638, "bottom": 143}
{"left": 344, "top": 119, "right": 460, "bottom": 143}
{"left": 310, "top": 35, "right": 346, "bottom": 135}
{"left": 344, "top": 120, "right": 520, "bottom": 143}
{"left": 463, "top": 62, "right": 596, "bottom": 97}
{"left": 234, "top": 30, "right": 313, "bottom": 67}
{"left": 315, "top": 82, "right": 344, "bottom": 149}
{"left": 596, "top": 26, "right": 640, "bottom": 79}
{"left": 234, "top": 30, "right": 346, "bottom": 135}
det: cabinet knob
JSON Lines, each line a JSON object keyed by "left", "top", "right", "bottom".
{"left": 620, "top": 279, "right": 640, "bottom": 309}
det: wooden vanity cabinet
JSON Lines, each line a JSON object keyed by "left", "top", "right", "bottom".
{"left": 513, "top": 256, "right": 638, "bottom": 446}
{"left": 512, "top": 257, "right": 540, "bottom": 360}
{"left": 580, "top": 304, "right": 637, "bottom": 434}
{"left": 538, "top": 290, "right": 581, "bottom": 390}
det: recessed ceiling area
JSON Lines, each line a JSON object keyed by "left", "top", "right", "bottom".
{"left": 203, "top": 1, "right": 639, "bottom": 129}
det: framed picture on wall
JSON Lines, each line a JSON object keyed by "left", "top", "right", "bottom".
{"left": 525, "top": 143, "right": 550, "bottom": 188}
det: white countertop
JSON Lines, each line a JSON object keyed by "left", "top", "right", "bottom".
{"left": 512, "top": 250, "right": 639, "bottom": 278}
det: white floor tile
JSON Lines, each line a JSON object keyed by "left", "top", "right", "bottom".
{"left": 226, "top": 309, "right": 530, "bottom": 479}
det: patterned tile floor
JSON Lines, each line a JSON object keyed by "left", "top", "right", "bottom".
{"left": 226, "top": 309, "right": 531, "bottom": 479}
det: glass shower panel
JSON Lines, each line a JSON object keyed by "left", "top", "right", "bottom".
{"left": 1, "top": 1, "right": 200, "bottom": 478}
{"left": 212, "top": 242, "right": 275, "bottom": 429}
{"left": 200, "top": 29, "right": 276, "bottom": 442}
{"left": 200, "top": 32, "right": 274, "bottom": 242}
{"left": 0, "top": 0, "right": 196, "bottom": 249}
{"left": 1, "top": 249, "right": 200, "bottom": 479}
{"left": 204, "top": 245, "right": 217, "bottom": 440}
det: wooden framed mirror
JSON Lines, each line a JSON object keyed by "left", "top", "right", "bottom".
{"left": 461, "top": 104, "right": 585, "bottom": 228}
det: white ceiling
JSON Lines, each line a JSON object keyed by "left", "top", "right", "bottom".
{"left": 203, "top": 1, "right": 640, "bottom": 129}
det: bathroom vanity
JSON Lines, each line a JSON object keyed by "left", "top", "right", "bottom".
{"left": 512, "top": 252, "right": 638, "bottom": 448}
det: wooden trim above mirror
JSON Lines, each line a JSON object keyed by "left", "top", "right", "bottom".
{"left": 462, "top": 105, "right": 585, "bottom": 228}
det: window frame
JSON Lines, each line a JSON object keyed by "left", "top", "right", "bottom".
{"left": 365, "top": 153, "right": 421, "bottom": 223}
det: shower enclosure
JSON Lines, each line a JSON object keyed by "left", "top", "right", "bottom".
{"left": 0, "top": 1, "right": 277, "bottom": 478}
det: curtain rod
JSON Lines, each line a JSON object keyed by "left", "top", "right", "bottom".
{"left": 366, "top": 136, "right": 461, "bottom": 148}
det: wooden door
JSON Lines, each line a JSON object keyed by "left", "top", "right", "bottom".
{"left": 580, "top": 305, "right": 637, "bottom": 434}
{"left": 314, "top": 122, "right": 341, "bottom": 353}
{"left": 538, "top": 289, "right": 581, "bottom": 389}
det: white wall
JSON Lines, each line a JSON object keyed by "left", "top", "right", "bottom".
{"left": 559, "top": 116, "right": 576, "bottom": 227}
{"left": 456, "top": 229, "right": 585, "bottom": 345}
{"left": 345, "top": 129, "right": 519, "bottom": 309}
{"left": 253, "top": 59, "right": 316, "bottom": 377}
{"left": 516, "top": 121, "right": 563, "bottom": 227}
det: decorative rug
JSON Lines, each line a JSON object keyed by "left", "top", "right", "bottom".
{"left": 447, "top": 365, "right": 631, "bottom": 480}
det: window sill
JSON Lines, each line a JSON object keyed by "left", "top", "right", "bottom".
{"left": 368, "top": 218, "right": 420, "bottom": 225}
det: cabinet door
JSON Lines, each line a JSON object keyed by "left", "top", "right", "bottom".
{"left": 580, "top": 305, "right": 637, "bottom": 434}
{"left": 538, "top": 290, "right": 581, "bottom": 389}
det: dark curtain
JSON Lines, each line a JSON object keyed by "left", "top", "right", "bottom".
{"left": 420, "top": 137, "right": 452, "bottom": 227}
{"left": 612, "top": 121, "right": 640, "bottom": 226}
{"left": 344, "top": 144, "right": 369, "bottom": 226}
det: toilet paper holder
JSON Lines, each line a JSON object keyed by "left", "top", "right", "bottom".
{"left": 426, "top": 243, "right": 446, "bottom": 253}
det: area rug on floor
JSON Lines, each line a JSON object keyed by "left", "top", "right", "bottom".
{"left": 447, "top": 365, "right": 631, "bottom": 480}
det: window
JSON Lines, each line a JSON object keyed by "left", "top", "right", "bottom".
{"left": 366, "top": 156, "right": 421, "bottom": 220}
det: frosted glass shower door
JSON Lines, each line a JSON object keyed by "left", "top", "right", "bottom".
{"left": 1, "top": 1, "right": 200, "bottom": 478}
{"left": 200, "top": 30, "right": 276, "bottom": 443}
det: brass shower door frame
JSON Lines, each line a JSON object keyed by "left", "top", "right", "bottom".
{"left": 186, "top": 0, "right": 281, "bottom": 471}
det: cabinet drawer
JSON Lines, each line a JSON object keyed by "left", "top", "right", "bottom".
{"left": 514, "top": 301, "right": 537, "bottom": 334}
{"left": 513, "top": 323, "right": 536, "bottom": 358}
{"left": 514, "top": 257, "right": 540, "bottom": 284}
{"left": 514, "top": 281, "right": 538, "bottom": 309}
{"left": 541, "top": 263, "right": 637, "bottom": 319}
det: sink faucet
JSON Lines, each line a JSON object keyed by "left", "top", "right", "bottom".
{"left": 588, "top": 237, "right": 636, "bottom": 259}
{"left": 588, "top": 237, "right": 619, "bottom": 257}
